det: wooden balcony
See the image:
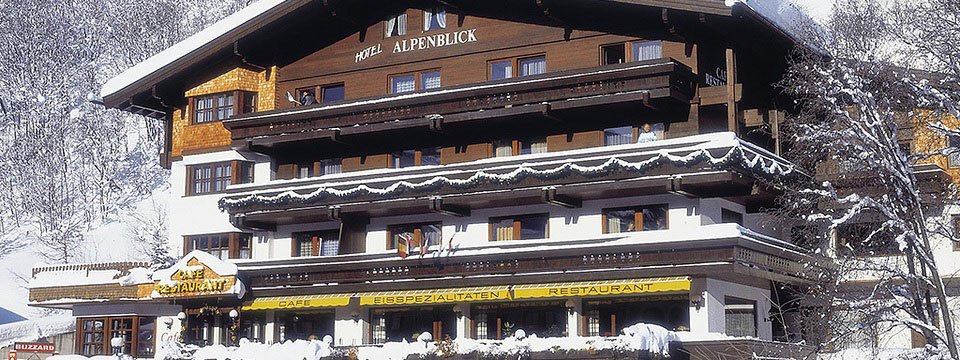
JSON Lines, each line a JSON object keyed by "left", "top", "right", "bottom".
{"left": 234, "top": 224, "right": 819, "bottom": 297}
{"left": 218, "top": 133, "right": 797, "bottom": 225}
{"left": 223, "top": 59, "right": 696, "bottom": 149}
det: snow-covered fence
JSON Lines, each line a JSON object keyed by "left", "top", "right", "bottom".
{"left": 32, "top": 261, "right": 151, "bottom": 278}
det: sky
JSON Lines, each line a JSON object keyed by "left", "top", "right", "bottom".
{"left": 791, "top": 0, "right": 833, "bottom": 23}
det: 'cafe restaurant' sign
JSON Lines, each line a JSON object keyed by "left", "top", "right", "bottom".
{"left": 151, "top": 250, "right": 244, "bottom": 299}
{"left": 356, "top": 28, "right": 479, "bottom": 63}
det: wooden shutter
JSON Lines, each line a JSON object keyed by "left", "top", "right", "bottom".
{"left": 276, "top": 164, "right": 297, "bottom": 180}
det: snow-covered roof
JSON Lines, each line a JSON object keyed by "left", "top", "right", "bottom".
{"left": 100, "top": 0, "right": 288, "bottom": 99}
{"left": 0, "top": 316, "right": 75, "bottom": 349}
{"left": 729, "top": 0, "right": 825, "bottom": 52}
{"left": 100, "top": 0, "right": 819, "bottom": 105}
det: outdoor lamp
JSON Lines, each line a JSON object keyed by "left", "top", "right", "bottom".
{"left": 564, "top": 299, "right": 576, "bottom": 314}
{"left": 163, "top": 317, "right": 174, "bottom": 329}
{"left": 177, "top": 311, "right": 187, "bottom": 321}
{"left": 452, "top": 304, "right": 463, "bottom": 318}
{"left": 229, "top": 309, "right": 239, "bottom": 319}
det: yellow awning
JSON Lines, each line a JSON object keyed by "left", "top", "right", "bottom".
{"left": 359, "top": 286, "right": 511, "bottom": 306}
{"left": 242, "top": 293, "right": 353, "bottom": 311}
{"left": 512, "top": 277, "right": 691, "bottom": 300}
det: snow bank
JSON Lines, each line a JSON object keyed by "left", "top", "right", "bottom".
{"left": 0, "top": 315, "right": 75, "bottom": 348}
{"left": 152, "top": 323, "right": 681, "bottom": 360}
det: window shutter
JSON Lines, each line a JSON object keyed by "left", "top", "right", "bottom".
{"left": 277, "top": 164, "right": 297, "bottom": 180}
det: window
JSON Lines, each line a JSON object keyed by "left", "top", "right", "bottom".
{"left": 191, "top": 91, "right": 256, "bottom": 123}
{"left": 385, "top": 12, "right": 407, "bottom": 38}
{"left": 489, "top": 60, "right": 513, "bottom": 80}
{"left": 421, "top": 70, "right": 441, "bottom": 90}
{"left": 633, "top": 40, "right": 662, "bottom": 62}
{"left": 387, "top": 223, "right": 442, "bottom": 250}
{"left": 296, "top": 88, "right": 317, "bottom": 106}
{"left": 604, "top": 126, "right": 633, "bottom": 146}
{"left": 601, "top": 43, "right": 626, "bottom": 65}
{"left": 837, "top": 222, "right": 899, "bottom": 257}
{"left": 951, "top": 215, "right": 960, "bottom": 251}
{"left": 293, "top": 231, "right": 339, "bottom": 257}
{"left": 491, "top": 214, "right": 549, "bottom": 241}
{"left": 520, "top": 137, "right": 548, "bottom": 155}
{"left": 493, "top": 140, "right": 513, "bottom": 157}
{"left": 320, "top": 158, "right": 343, "bottom": 176}
{"left": 392, "top": 148, "right": 441, "bottom": 168}
{"left": 721, "top": 208, "right": 743, "bottom": 226}
{"left": 724, "top": 298, "right": 757, "bottom": 337}
{"left": 602, "top": 205, "right": 668, "bottom": 234}
{"left": 391, "top": 74, "right": 416, "bottom": 94}
{"left": 321, "top": 84, "right": 345, "bottom": 103}
{"left": 519, "top": 56, "right": 547, "bottom": 76}
{"left": 950, "top": 136, "right": 960, "bottom": 167}
{"left": 297, "top": 162, "right": 313, "bottom": 179}
{"left": 185, "top": 233, "right": 253, "bottom": 259}
{"left": 391, "top": 70, "right": 441, "bottom": 93}
{"left": 187, "top": 161, "right": 254, "bottom": 195}
{"left": 77, "top": 317, "right": 155, "bottom": 358}
{"left": 424, "top": 7, "right": 446, "bottom": 31}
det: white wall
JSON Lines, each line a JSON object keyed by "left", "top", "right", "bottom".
{"left": 689, "top": 278, "right": 773, "bottom": 340}
{"left": 169, "top": 150, "right": 269, "bottom": 255}
{"left": 255, "top": 194, "right": 710, "bottom": 257}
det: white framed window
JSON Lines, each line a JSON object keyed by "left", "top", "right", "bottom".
{"left": 385, "top": 12, "right": 407, "bottom": 38}
{"left": 424, "top": 7, "right": 446, "bottom": 31}
{"left": 724, "top": 297, "right": 757, "bottom": 337}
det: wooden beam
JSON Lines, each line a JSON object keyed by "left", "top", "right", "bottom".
{"left": 725, "top": 48, "right": 738, "bottom": 135}
{"left": 541, "top": 187, "right": 582, "bottom": 208}
{"left": 429, "top": 198, "right": 471, "bottom": 217}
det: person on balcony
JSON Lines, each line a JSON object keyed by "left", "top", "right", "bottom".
{"left": 300, "top": 90, "right": 317, "bottom": 106}
{"left": 638, "top": 123, "right": 658, "bottom": 143}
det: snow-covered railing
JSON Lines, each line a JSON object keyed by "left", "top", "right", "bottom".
{"left": 31, "top": 261, "right": 151, "bottom": 277}
{"left": 219, "top": 132, "right": 800, "bottom": 212}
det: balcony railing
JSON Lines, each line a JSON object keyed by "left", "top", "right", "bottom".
{"left": 223, "top": 59, "right": 696, "bottom": 147}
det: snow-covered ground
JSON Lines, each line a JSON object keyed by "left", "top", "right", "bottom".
{"left": 58, "top": 323, "right": 685, "bottom": 360}
{"left": 0, "top": 186, "right": 169, "bottom": 321}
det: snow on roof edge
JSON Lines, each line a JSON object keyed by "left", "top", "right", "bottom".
{"left": 99, "top": 0, "right": 288, "bottom": 99}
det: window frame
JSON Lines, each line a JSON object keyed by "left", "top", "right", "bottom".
{"left": 489, "top": 213, "right": 550, "bottom": 241}
{"left": 292, "top": 230, "right": 340, "bottom": 257}
{"left": 389, "top": 69, "right": 442, "bottom": 94}
{"left": 600, "top": 42, "right": 627, "bottom": 66}
{"left": 189, "top": 90, "right": 256, "bottom": 124}
{"left": 601, "top": 205, "right": 669, "bottom": 234}
{"left": 76, "top": 316, "right": 155, "bottom": 358}
{"left": 949, "top": 136, "right": 960, "bottom": 168}
{"left": 183, "top": 232, "right": 253, "bottom": 259}
{"left": 391, "top": 147, "right": 442, "bottom": 168}
{"left": 185, "top": 160, "right": 254, "bottom": 196}
{"left": 320, "top": 83, "right": 346, "bottom": 103}
{"left": 386, "top": 222, "right": 442, "bottom": 250}
{"left": 518, "top": 55, "right": 548, "bottom": 77}
{"left": 724, "top": 297, "right": 757, "bottom": 338}
{"left": 487, "top": 54, "right": 546, "bottom": 80}
{"left": 385, "top": 11, "right": 408, "bottom": 38}
{"left": 631, "top": 40, "right": 663, "bottom": 62}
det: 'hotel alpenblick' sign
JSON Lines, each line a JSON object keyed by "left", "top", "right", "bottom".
{"left": 355, "top": 28, "right": 479, "bottom": 63}
{"left": 151, "top": 250, "right": 245, "bottom": 299}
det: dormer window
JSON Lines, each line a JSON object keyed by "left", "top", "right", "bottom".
{"left": 385, "top": 12, "right": 407, "bottom": 38}
{"left": 190, "top": 91, "right": 256, "bottom": 124}
{"left": 424, "top": 7, "right": 446, "bottom": 31}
